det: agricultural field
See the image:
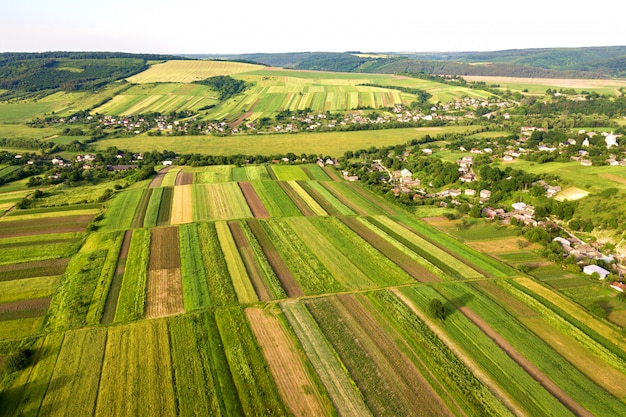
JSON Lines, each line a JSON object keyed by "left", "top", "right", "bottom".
{"left": 3, "top": 161, "right": 626, "bottom": 417}
{"left": 126, "top": 60, "right": 264, "bottom": 83}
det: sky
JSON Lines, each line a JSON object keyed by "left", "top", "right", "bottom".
{"left": 2, "top": 0, "right": 626, "bottom": 55}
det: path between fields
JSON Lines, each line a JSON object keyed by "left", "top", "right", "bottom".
{"left": 458, "top": 305, "right": 594, "bottom": 417}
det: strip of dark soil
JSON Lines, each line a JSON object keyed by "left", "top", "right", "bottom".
{"left": 157, "top": 187, "right": 173, "bottom": 226}
{"left": 149, "top": 226, "right": 181, "bottom": 270}
{"left": 246, "top": 219, "right": 303, "bottom": 297}
{"left": 175, "top": 171, "right": 194, "bottom": 186}
{"left": 239, "top": 182, "right": 270, "bottom": 219}
{"left": 0, "top": 298, "right": 50, "bottom": 321}
{"left": 0, "top": 258, "right": 69, "bottom": 281}
{"left": 0, "top": 215, "right": 93, "bottom": 238}
{"left": 339, "top": 216, "right": 439, "bottom": 283}
{"left": 321, "top": 166, "right": 342, "bottom": 181}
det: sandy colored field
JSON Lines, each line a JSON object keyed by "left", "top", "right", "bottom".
{"left": 228, "top": 222, "right": 271, "bottom": 301}
{"left": 464, "top": 76, "right": 626, "bottom": 92}
{"left": 600, "top": 173, "right": 626, "bottom": 185}
{"left": 127, "top": 60, "right": 263, "bottom": 83}
{"left": 245, "top": 307, "right": 330, "bottom": 417}
{"left": 555, "top": 187, "right": 590, "bottom": 201}
{"left": 146, "top": 227, "right": 183, "bottom": 318}
{"left": 145, "top": 269, "right": 184, "bottom": 318}
{"left": 175, "top": 171, "right": 194, "bottom": 186}
{"left": 170, "top": 185, "right": 193, "bottom": 225}
{"left": 467, "top": 237, "right": 541, "bottom": 254}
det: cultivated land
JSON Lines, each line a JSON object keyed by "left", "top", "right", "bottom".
{"left": 3, "top": 56, "right": 626, "bottom": 417}
{"left": 2, "top": 159, "right": 626, "bottom": 417}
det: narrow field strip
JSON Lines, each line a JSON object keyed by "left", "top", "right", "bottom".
{"left": 145, "top": 227, "right": 183, "bottom": 318}
{"left": 0, "top": 258, "right": 69, "bottom": 281}
{"left": 215, "top": 221, "right": 258, "bottom": 304}
{"left": 101, "top": 229, "right": 132, "bottom": 324}
{"left": 246, "top": 307, "right": 333, "bottom": 417}
{"left": 228, "top": 221, "right": 272, "bottom": 301}
{"left": 251, "top": 180, "right": 302, "bottom": 217}
{"left": 276, "top": 181, "right": 316, "bottom": 216}
{"left": 197, "top": 222, "right": 238, "bottom": 306}
{"left": 179, "top": 223, "right": 211, "bottom": 311}
{"left": 170, "top": 184, "right": 193, "bottom": 225}
{"left": 287, "top": 181, "right": 327, "bottom": 216}
{"left": 0, "top": 275, "right": 58, "bottom": 304}
{"left": 130, "top": 188, "right": 152, "bottom": 228}
{"left": 238, "top": 181, "right": 270, "bottom": 218}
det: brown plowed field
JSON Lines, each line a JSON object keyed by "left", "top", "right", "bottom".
{"left": 239, "top": 182, "right": 270, "bottom": 219}
{"left": 246, "top": 307, "right": 330, "bottom": 417}
{"left": 148, "top": 227, "right": 181, "bottom": 270}
{"left": 0, "top": 297, "right": 50, "bottom": 318}
{"left": 175, "top": 171, "right": 194, "bottom": 186}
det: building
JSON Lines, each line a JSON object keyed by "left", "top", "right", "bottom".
{"left": 583, "top": 265, "right": 610, "bottom": 279}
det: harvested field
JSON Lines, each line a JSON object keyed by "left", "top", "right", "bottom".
{"left": 555, "top": 187, "right": 589, "bottom": 201}
{"left": 145, "top": 269, "right": 184, "bottom": 318}
{"left": 246, "top": 307, "right": 332, "bottom": 417}
{"left": 239, "top": 182, "right": 270, "bottom": 218}
{"left": 146, "top": 227, "right": 183, "bottom": 318}
{"left": 0, "top": 258, "right": 69, "bottom": 281}
{"left": 467, "top": 237, "right": 541, "bottom": 254}
{"left": 170, "top": 184, "right": 193, "bottom": 225}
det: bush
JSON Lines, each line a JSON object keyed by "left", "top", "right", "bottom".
{"left": 4, "top": 348, "right": 33, "bottom": 373}
{"left": 428, "top": 299, "right": 447, "bottom": 320}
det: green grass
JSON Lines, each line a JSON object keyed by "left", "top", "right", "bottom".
{"left": 193, "top": 165, "right": 232, "bottom": 183}
{"left": 99, "top": 188, "right": 143, "bottom": 231}
{"left": 94, "top": 126, "right": 481, "bottom": 157}
{"left": 271, "top": 165, "right": 310, "bottom": 181}
{"left": 197, "top": 222, "right": 238, "bottom": 306}
{"left": 114, "top": 228, "right": 150, "bottom": 323}
{"left": 179, "top": 223, "right": 211, "bottom": 310}
{"left": 251, "top": 180, "right": 302, "bottom": 217}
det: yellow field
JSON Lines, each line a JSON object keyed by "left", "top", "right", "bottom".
{"left": 464, "top": 76, "right": 626, "bottom": 95}
{"left": 127, "top": 60, "right": 264, "bottom": 83}
{"left": 555, "top": 187, "right": 590, "bottom": 201}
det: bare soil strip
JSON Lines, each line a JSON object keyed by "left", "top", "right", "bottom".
{"left": 0, "top": 297, "right": 50, "bottom": 319}
{"left": 246, "top": 219, "right": 303, "bottom": 297}
{"left": 228, "top": 222, "right": 272, "bottom": 301}
{"left": 0, "top": 258, "right": 69, "bottom": 281}
{"left": 339, "top": 216, "right": 439, "bottom": 283}
{"left": 459, "top": 305, "right": 594, "bottom": 417}
{"left": 321, "top": 166, "right": 341, "bottom": 181}
{"left": 0, "top": 215, "right": 93, "bottom": 238}
{"left": 149, "top": 166, "right": 171, "bottom": 188}
{"left": 131, "top": 189, "right": 153, "bottom": 229}
{"left": 246, "top": 307, "right": 330, "bottom": 417}
{"left": 149, "top": 227, "right": 181, "bottom": 270}
{"left": 238, "top": 182, "right": 270, "bottom": 219}
{"left": 175, "top": 171, "right": 194, "bottom": 186}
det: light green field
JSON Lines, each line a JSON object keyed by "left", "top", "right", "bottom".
{"left": 0, "top": 124, "right": 59, "bottom": 140}
{"left": 127, "top": 60, "right": 264, "bottom": 83}
{"left": 93, "top": 83, "right": 220, "bottom": 115}
{"left": 95, "top": 125, "right": 480, "bottom": 156}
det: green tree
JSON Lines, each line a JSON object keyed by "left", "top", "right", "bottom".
{"left": 428, "top": 299, "right": 447, "bottom": 320}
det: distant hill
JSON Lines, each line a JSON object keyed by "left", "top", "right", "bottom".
{"left": 188, "top": 46, "right": 626, "bottom": 79}
{"left": 0, "top": 52, "right": 185, "bottom": 98}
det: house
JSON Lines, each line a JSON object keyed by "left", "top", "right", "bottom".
{"left": 422, "top": 148, "right": 433, "bottom": 155}
{"left": 583, "top": 264, "right": 610, "bottom": 279}
{"left": 479, "top": 189, "right": 491, "bottom": 199}
{"left": 464, "top": 189, "right": 476, "bottom": 196}
{"left": 162, "top": 160, "right": 173, "bottom": 166}
{"left": 604, "top": 132, "right": 619, "bottom": 148}
{"left": 580, "top": 160, "right": 593, "bottom": 166}
{"left": 611, "top": 282, "right": 626, "bottom": 292}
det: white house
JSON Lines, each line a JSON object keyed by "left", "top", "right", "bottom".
{"left": 583, "top": 264, "right": 610, "bottom": 279}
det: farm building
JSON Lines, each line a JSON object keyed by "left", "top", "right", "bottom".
{"left": 583, "top": 264, "right": 610, "bottom": 279}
